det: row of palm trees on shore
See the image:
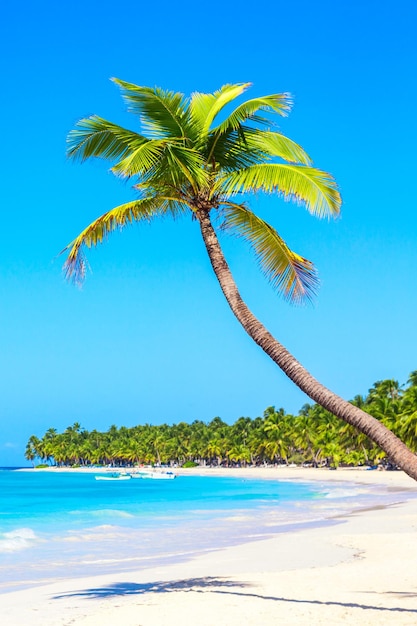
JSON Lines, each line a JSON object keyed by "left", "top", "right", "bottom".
{"left": 25, "top": 372, "right": 417, "bottom": 469}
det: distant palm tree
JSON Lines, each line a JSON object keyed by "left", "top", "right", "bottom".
{"left": 25, "top": 436, "right": 40, "bottom": 466}
{"left": 263, "top": 411, "right": 292, "bottom": 464}
{"left": 367, "top": 380, "right": 403, "bottom": 403}
{"left": 227, "top": 443, "right": 251, "bottom": 466}
{"left": 63, "top": 80, "right": 417, "bottom": 480}
{"left": 407, "top": 371, "right": 417, "bottom": 388}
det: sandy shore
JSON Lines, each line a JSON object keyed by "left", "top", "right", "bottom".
{"left": 4, "top": 467, "right": 417, "bottom": 625}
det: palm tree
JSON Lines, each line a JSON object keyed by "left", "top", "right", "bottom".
{"left": 407, "top": 371, "right": 417, "bottom": 388}
{"left": 292, "top": 413, "right": 319, "bottom": 463}
{"left": 206, "top": 437, "right": 225, "bottom": 466}
{"left": 227, "top": 443, "right": 251, "bottom": 466}
{"left": 367, "top": 379, "right": 404, "bottom": 403}
{"left": 63, "top": 80, "right": 417, "bottom": 481}
{"left": 25, "top": 435, "right": 41, "bottom": 466}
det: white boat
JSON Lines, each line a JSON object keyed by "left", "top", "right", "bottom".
{"left": 131, "top": 470, "right": 176, "bottom": 480}
{"left": 95, "top": 473, "right": 131, "bottom": 481}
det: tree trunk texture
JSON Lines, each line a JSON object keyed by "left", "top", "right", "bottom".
{"left": 196, "top": 209, "right": 417, "bottom": 482}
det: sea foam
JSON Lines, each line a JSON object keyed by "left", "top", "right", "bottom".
{"left": 0, "top": 528, "right": 38, "bottom": 553}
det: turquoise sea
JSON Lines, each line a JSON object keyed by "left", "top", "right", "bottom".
{"left": 0, "top": 468, "right": 405, "bottom": 593}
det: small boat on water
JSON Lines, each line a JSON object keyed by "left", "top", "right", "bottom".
{"left": 94, "top": 469, "right": 176, "bottom": 481}
{"left": 130, "top": 470, "right": 176, "bottom": 480}
{"left": 95, "top": 473, "right": 131, "bottom": 481}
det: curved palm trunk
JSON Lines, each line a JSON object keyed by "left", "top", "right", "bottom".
{"left": 196, "top": 209, "right": 417, "bottom": 482}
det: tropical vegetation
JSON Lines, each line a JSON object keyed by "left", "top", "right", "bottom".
{"left": 62, "top": 80, "right": 417, "bottom": 480}
{"left": 26, "top": 373, "right": 417, "bottom": 469}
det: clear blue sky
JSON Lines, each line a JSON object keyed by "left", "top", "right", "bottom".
{"left": 1, "top": 0, "right": 416, "bottom": 466}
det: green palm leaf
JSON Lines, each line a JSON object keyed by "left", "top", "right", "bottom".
{"left": 207, "top": 94, "right": 293, "bottom": 163}
{"left": 243, "top": 130, "right": 312, "bottom": 165}
{"left": 111, "top": 78, "right": 188, "bottom": 139}
{"left": 111, "top": 139, "right": 170, "bottom": 178}
{"left": 62, "top": 197, "right": 186, "bottom": 283}
{"left": 211, "top": 93, "right": 293, "bottom": 136}
{"left": 217, "top": 164, "right": 341, "bottom": 218}
{"left": 153, "top": 145, "right": 209, "bottom": 191}
{"left": 205, "top": 129, "right": 265, "bottom": 171}
{"left": 67, "top": 116, "right": 147, "bottom": 161}
{"left": 190, "top": 83, "right": 251, "bottom": 138}
{"left": 209, "top": 128, "right": 312, "bottom": 170}
{"left": 220, "top": 202, "right": 319, "bottom": 302}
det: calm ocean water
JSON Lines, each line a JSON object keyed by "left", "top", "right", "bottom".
{"left": 0, "top": 468, "right": 405, "bottom": 593}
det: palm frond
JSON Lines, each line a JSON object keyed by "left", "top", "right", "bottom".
{"left": 112, "top": 78, "right": 188, "bottom": 140}
{"left": 67, "top": 116, "right": 147, "bottom": 161}
{"left": 189, "top": 83, "right": 251, "bottom": 138}
{"left": 216, "top": 164, "right": 341, "bottom": 218}
{"left": 158, "top": 145, "right": 210, "bottom": 191}
{"left": 208, "top": 129, "right": 266, "bottom": 171}
{"left": 62, "top": 197, "right": 185, "bottom": 284}
{"left": 243, "top": 130, "right": 312, "bottom": 165}
{"left": 220, "top": 202, "right": 319, "bottom": 303}
{"left": 207, "top": 94, "right": 293, "bottom": 163}
{"left": 208, "top": 127, "right": 311, "bottom": 171}
{"left": 111, "top": 139, "right": 169, "bottom": 178}
{"left": 211, "top": 93, "right": 293, "bottom": 136}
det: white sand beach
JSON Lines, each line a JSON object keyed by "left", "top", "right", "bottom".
{"left": 3, "top": 467, "right": 417, "bottom": 626}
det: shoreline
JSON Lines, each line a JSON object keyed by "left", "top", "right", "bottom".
{"left": 16, "top": 462, "right": 417, "bottom": 488}
{"left": 3, "top": 467, "right": 417, "bottom": 625}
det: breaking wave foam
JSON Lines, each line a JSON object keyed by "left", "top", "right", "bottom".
{"left": 0, "top": 528, "right": 38, "bottom": 553}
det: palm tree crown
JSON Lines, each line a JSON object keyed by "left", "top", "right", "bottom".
{"left": 64, "top": 80, "right": 341, "bottom": 302}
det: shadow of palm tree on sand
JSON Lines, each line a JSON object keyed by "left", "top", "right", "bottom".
{"left": 53, "top": 576, "right": 417, "bottom": 614}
